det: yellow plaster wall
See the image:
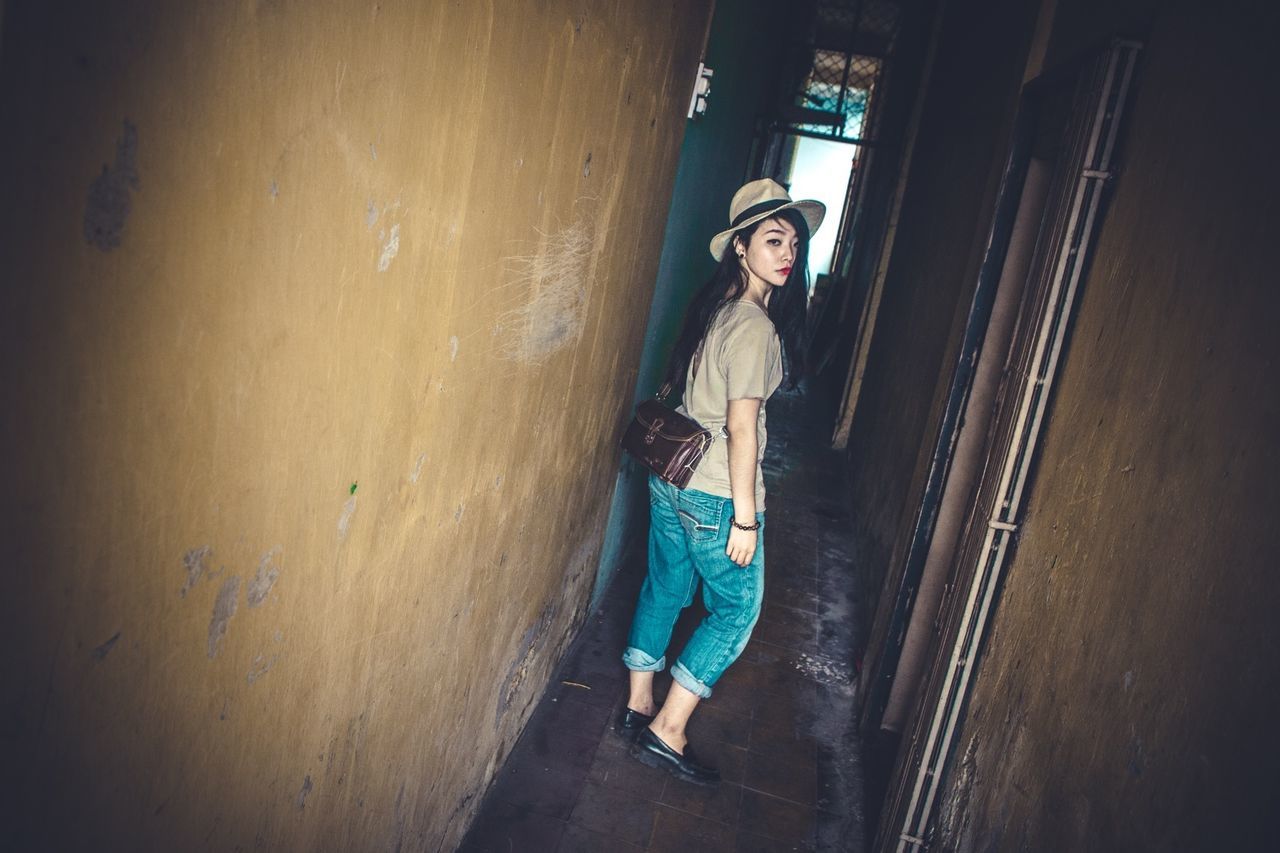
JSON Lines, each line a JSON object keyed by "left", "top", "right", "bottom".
{"left": 0, "top": 1, "right": 709, "bottom": 848}
{"left": 933, "top": 1, "right": 1280, "bottom": 848}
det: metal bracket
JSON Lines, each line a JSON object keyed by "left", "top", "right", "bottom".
{"left": 687, "top": 63, "right": 714, "bottom": 119}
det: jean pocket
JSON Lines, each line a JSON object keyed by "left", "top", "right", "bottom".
{"left": 676, "top": 492, "right": 723, "bottom": 542}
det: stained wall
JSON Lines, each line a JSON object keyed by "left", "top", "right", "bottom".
{"left": 0, "top": 1, "right": 709, "bottom": 848}
{"left": 934, "top": 0, "right": 1280, "bottom": 848}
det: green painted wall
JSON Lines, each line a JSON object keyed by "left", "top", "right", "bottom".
{"left": 0, "top": 1, "right": 709, "bottom": 848}
{"left": 594, "top": 0, "right": 796, "bottom": 602}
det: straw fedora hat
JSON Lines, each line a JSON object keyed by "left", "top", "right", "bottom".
{"left": 708, "top": 178, "right": 825, "bottom": 260}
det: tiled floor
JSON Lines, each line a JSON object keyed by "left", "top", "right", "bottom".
{"left": 461, "top": 386, "right": 865, "bottom": 852}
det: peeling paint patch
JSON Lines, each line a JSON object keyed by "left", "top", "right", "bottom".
{"left": 453, "top": 503, "right": 465, "bottom": 524}
{"left": 247, "top": 546, "right": 281, "bottom": 608}
{"left": 410, "top": 453, "right": 427, "bottom": 484}
{"left": 84, "top": 119, "right": 140, "bottom": 251}
{"left": 495, "top": 605, "right": 555, "bottom": 726}
{"left": 338, "top": 495, "right": 357, "bottom": 541}
{"left": 269, "top": 179, "right": 280, "bottom": 200}
{"left": 91, "top": 631, "right": 122, "bottom": 661}
{"left": 496, "top": 219, "right": 593, "bottom": 364}
{"left": 365, "top": 199, "right": 378, "bottom": 229}
{"left": 582, "top": 151, "right": 592, "bottom": 177}
{"left": 247, "top": 653, "right": 280, "bottom": 685}
{"left": 377, "top": 223, "right": 400, "bottom": 272}
{"left": 1122, "top": 670, "right": 1135, "bottom": 691}
{"left": 369, "top": 142, "right": 377, "bottom": 161}
{"left": 296, "top": 775, "right": 313, "bottom": 809}
{"left": 207, "top": 576, "right": 240, "bottom": 659}
{"left": 1128, "top": 735, "right": 1146, "bottom": 777}
{"left": 449, "top": 335, "right": 459, "bottom": 361}
{"left": 181, "top": 545, "right": 212, "bottom": 597}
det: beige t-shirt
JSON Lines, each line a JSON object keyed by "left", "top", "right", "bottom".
{"left": 678, "top": 300, "right": 783, "bottom": 508}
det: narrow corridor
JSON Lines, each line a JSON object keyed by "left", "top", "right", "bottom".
{"left": 461, "top": 385, "right": 865, "bottom": 851}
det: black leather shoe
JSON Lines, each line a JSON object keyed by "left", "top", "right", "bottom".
{"left": 614, "top": 707, "right": 655, "bottom": 741}
{"left": 629, "top": 728, "right": 720, "bottom": 786}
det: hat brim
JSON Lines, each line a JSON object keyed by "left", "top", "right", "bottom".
{"left": 708, "top": 199, "right": 826, "bottom": 261}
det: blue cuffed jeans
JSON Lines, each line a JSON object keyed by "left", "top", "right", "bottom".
{"left": 622, "top": 475, "right": 765, "bottom": 699}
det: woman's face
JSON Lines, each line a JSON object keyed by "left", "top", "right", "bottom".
{"left": 736, "top": 216, "right": 799, "bottom": 288}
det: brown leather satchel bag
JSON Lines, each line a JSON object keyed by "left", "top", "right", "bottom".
{"left": 620, "top": 385, "right": 714, "bottom": 490}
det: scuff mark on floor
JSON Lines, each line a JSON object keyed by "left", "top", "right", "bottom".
{"left": 794, "top": 652, "right": 853, "bottom": 687}
{"left": 207, "top": 576, "right": 240, "bottom": 659}
{"left": 247, "top": 546, "right": 282, "bottom": 608}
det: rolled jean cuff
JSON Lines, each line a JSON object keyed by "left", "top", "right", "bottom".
{"left": 671, "top": 660, "right": 713, "bottom": 700}
{"left": 622, "top": 646, "right": 665, "bottom": 673}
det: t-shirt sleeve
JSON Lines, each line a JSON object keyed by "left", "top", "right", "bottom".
{"left": 720, "top": 310, "right": 780, "bottom": 401}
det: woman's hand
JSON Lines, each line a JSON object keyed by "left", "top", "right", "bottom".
{"left": 726, "top": 524, "right": 757, "bottom": 567}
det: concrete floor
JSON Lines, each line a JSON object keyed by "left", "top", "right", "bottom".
{"left": 460, "top": 385, "right": 866, "bottom": 851}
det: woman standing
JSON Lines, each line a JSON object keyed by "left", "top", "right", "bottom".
{"left": 620, "top": 179, "right": 823, "bottom": 785}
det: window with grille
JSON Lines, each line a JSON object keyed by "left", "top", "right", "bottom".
{"left": 785, "top": 0, "right": 902, "bottom": 141}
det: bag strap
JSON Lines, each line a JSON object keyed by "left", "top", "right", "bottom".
{"left": 657, "top": 344, "right": 704, "bottom": 402}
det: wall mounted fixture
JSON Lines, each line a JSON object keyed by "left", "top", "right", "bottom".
{"left": 688, "top": 63, "right": 714, "bottom": 119}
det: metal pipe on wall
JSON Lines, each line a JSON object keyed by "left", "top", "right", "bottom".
{"left": 881, "top": 155, "right": 1051, "bottom": 732}
{"left": 894, "top": 41, "right": 1141, "bottom": 851}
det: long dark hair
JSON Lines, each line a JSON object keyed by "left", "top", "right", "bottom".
{"left": 663, "top": 207, "right": 811, "bottom": 394}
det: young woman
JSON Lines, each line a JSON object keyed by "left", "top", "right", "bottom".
{"left": 619, "top": 179, "right": 824, "bottom": 785}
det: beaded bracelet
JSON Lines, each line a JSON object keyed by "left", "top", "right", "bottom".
{"left": 731, "top": 518, "right": 761, "bottom": 532}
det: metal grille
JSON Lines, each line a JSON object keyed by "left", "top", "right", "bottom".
{"left": 789, "top": 0, "right": 903, "bottom": 140}
{"left": 797, "top": 50, "right": 877, "bottom": 137}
